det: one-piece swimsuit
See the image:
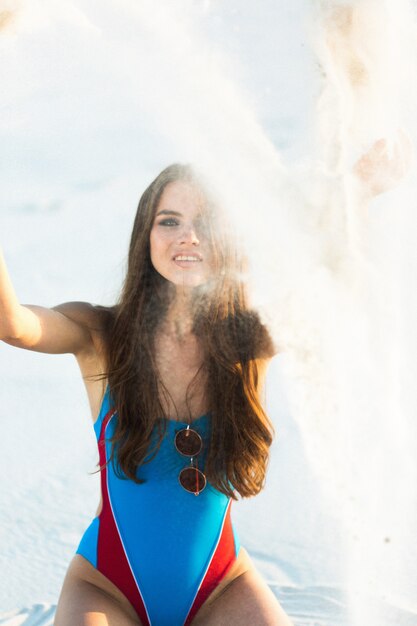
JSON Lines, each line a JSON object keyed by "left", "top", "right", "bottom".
{"left": 76, "top": 385, "right": 241, "bottom": 625}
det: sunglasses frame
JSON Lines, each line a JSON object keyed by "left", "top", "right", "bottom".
{"left": 175, "top": 425, "right": 207, "bottom": 495}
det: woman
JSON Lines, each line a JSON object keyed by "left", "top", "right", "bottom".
{"left": 0, "top": 163, "right": 293, "bottom": 625}
{"left": 0, "top": 136, "right": 408, "bottom": 624}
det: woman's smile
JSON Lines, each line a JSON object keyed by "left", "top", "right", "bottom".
{"left": 173, "top": 252, "right": 203, "bottom": 268}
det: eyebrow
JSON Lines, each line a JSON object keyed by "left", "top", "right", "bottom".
{"left": 155, "top": 209, "right": 183, "bottom": 217}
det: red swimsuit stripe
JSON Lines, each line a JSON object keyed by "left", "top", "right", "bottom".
{"left": 97, "top": 409, "right": 151, "bottom": 626}
{"left": 184, "top": 498, "right": 237, "bottom": 625}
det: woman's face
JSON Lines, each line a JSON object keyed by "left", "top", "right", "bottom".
{"left": 150, "top": 180, "right": 213, "bottom": 288}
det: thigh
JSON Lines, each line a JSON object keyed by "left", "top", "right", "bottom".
{"left": 191, "top": 569, "right": 294, "bottom": 626}
{"left": 55, "top": 573, "right": 143, "bottom": 626}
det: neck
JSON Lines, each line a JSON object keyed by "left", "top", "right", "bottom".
{"left": 161, "top": 287, "right": 196, "bottom": 342}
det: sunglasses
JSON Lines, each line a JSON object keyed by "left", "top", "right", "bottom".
{"left": 174, "top": 425, "right": 207, "bottom": 496}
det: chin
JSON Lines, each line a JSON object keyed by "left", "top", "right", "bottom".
{"left": 172, "top": 275, "right": 208, "bottom": 289}
{"left": 153, "top": 263, "right": 212, "bottom": 289}
{"left": 160, "top": 270, "right": 209, "bottom": 289}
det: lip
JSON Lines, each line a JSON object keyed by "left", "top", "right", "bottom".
{"left": 172, "top": 252, "right": 203, "bottom": 262}
{"left": 172, "top": 250, "right": 203, "bottom": 259}
{"left": 173, "top": 260, "right": 202, "bottom": 270}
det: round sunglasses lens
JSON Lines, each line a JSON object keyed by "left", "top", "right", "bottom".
{"left": 175, "top": 428, "right": 202, "bottom": 457}
{"left": 179, "top": 466, "right": 207, "bottom": 494}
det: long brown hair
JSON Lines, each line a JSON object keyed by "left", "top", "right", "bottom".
{"left": 95, "top": 164, "right": 275, "bottom": 500}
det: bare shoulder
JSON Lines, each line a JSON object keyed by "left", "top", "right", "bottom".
{"left": 53, "top": 302, "right": 112, "bottom": 347}
{"left": 55, "top": 302, "right": 112, "bottom": 377}
{"left": 52, "top": 301, "right": 110, "bottom": 332}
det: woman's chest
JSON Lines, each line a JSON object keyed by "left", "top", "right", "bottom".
{"left": 153, "top": 333, "right": 208, "bottom": 421}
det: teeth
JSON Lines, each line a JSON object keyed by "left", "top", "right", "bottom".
{"left": 174, "top": 256, "right": 201, "bottom": 261}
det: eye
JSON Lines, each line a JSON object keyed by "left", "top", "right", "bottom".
{"left": 159, "top": 218, "right": 179, "bottom": 226}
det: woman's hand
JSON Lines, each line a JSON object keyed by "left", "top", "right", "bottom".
{"left": 353, "top": 129, "right": 413, "bottom": 198}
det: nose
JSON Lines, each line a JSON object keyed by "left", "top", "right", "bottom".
{"left": 178, "top": 223, "right": 200, "bottom": 246}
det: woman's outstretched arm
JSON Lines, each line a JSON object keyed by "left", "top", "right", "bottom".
{"left": 0, "top": 247, "right": 96, "bottom": 356}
